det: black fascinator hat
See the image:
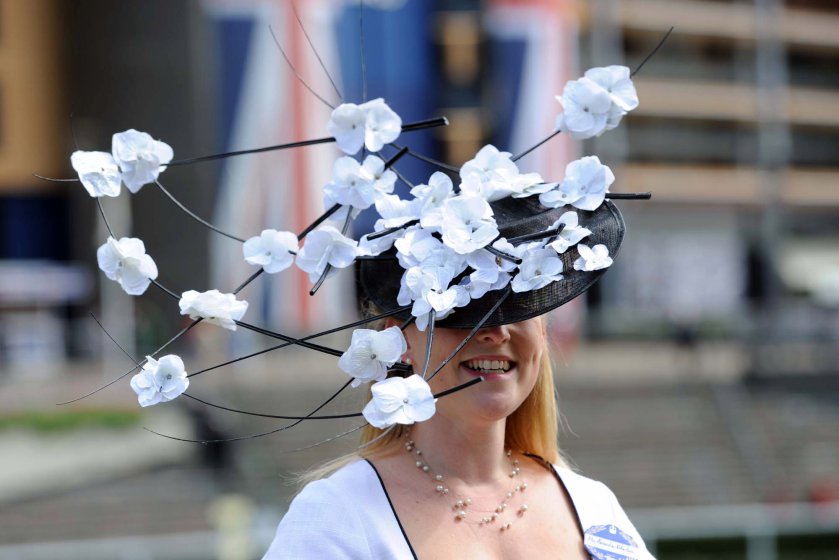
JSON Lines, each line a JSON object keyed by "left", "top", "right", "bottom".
{"left": 358, "top": 195, "right": 626, "bottom": 329}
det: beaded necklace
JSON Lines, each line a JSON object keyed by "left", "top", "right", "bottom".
{"left": 404, "top": 436, "right": 528, "bottom": 531}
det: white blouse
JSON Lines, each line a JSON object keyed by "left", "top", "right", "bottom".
{"left": 264, "top": 459, "right": 655, "bottom": 559}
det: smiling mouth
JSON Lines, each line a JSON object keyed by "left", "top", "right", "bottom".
{"left": 461, "top": 359, "right": 515, "bottom": 376}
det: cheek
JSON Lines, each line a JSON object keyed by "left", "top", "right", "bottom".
{"left": 517, "top": 337, "right": 545, "bottom": 391}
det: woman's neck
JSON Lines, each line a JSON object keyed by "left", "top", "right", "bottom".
{"left": 408, "top": 414, "right": 509, "bottom": 485}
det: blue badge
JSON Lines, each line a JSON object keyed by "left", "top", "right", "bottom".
{"left": 583, "top": 524, "right": 638, "bottom": 560}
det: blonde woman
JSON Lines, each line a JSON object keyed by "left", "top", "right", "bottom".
{"left": 264, "top": 195, "right": 655, "bottom": 559}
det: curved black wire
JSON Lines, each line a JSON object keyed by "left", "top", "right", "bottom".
{"left": 169, "top": 376, "right": 482, "bottom": 421}
{"left": 291, "top": 1, "right": 343, "bottom": 102}
{"left": 187, "top": 304, "right": 412, "bottom": 379}
{"left": 426, "top": 286, "right": 512, "bottom": 382}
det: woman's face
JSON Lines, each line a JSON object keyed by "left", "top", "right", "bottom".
{"left": 396, "top": 317, "right": 546, "bottom": 426}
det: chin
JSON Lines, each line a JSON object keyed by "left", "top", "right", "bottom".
{"left": 454, "top": 383, "right": 525, "bottom": 423}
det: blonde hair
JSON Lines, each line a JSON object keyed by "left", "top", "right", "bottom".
{"left": 299, "top": 347, "right": 561, "bottom": 485}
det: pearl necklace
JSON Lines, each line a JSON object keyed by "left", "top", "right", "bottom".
{"left": 404, "top": 437, "right": 528, "bottom": 531}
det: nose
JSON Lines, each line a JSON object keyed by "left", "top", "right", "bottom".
{"left": 477, "top": 324, "right": 511, "bottom": 344}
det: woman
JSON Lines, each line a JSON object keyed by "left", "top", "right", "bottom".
{"left": 263, "top": 193, "right": 655, "bottom": 559}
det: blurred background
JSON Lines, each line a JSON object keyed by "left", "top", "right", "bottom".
{"left": 1, "top": 0, "right": 838, "bottom": 558}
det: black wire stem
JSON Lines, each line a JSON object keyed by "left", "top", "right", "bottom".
{"left": 426, "top": 286, "right": 512, "bottom": 382}
{"left": 167, "top": 376, "right": 484, "bottom": 421}
{"left": 165, "top": 117, "right": 447, "bottom": 168}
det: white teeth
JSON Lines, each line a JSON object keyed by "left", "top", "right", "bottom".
{"left": 465, "top": 359, "right": 511, "bottom": 372}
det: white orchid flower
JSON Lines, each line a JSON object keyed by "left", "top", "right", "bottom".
{"left": 460, "top": 144, "right": 518, "bottom": 182}
{"left": 511, "top": 180, "right": 558, "bottom": 199}
{"left": 412, "top": 288, "right": 459, "bottom": 330}
{"left": 178, "top": 289, "right": 248, "bottom": 331}
{"left": 586, "top": 65, "right": 638, "bottom": 110}
{"left": 585, "top": 65, "right": 638, "bottom": 129}
{"left": 555, "top": 77, "right": 613, "bottom": 139}
{"left": 96, "top": 236, "right": 158, "bottom": 296}
{"left": 511, "top": 248, "right": 564, "bottom": 293}
{"left": 465, "top": 249, "right": 511, "bottom": 296}
{"left": 539, "top": 156, "right": 614, "bottom": 211}
{"left": 111, "top": 129, "right": 173, "bottom": 193}
{"left": 556, "top": 66, "right": 638, "bottom": 139}
{"left": 394, "top": 226, "right": 465, "bottom": 274}
{"left": 491, "top": 238, "right": 536, "bottom": 273}
{"left": 327, "top": 103, "right": 367, "bottom": 155}
{"left": 323, "top": 155, "right": 396, "bottom": 210}
{"left": 361, "top": 98, "right": 402, "bottom": 152}
{"left": 362, "top": 375, "right": 436, "bottom": 429}
{"left": 547, "top": 212, "right": 592, "bottom": 254}
{"left": 440, "top": 195, "right": 499, "bottom": 254}
{"left": 338, "top": 326, "right": 407, "bottom": 387}
{"left": 71, "top": 151, "right": 122, "bottom": 198}
{"left": 294, "top": 226, "right": 358, "bottom": 282}
{"left": 400, "top": 263, "right": 458, "bottom": 304}
{"left": 401, "top": 266, "right": 460, "bottom": 329}
{"left": 457, "top": 273, "right": 506, "bottom": 304}
{"left": 374, "top": 193, "right": 420, "bottom": 230}
{"left": 573, "top": 244, "right": 614, "bottom": 271}
{"left": 327, "top": 99, "right": 403, "bottom": 155}
{"left": 357, "top": 231, "right": 396, "bottom": 257}
{"left": 459, "top": 145, "right": 544, "bottom": 201}
{"left": 242, "top": 229, "right": 298, "bottom": 273}
{"left": 412, "top": 172, "right": 454, "bottom": 230}
{"left": 130, "top": 355, "right": 189, "bottom": 407}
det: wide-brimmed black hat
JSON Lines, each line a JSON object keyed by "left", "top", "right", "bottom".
{"left": 357, "top": 195, "right": 625, "bottom": 329}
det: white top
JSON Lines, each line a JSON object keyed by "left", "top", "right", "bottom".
{"left": 264, "top": 459, "right": 655, "bottom": 559}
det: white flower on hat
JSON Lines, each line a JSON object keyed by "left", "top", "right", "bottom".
{"left": 573, "top": 243, "right": 613, "bottom": 271}
{"left": 555, "top": 77, "right": 612, "bottom": 139}
{"left": 511, "top": 248, "right": 564, "bottom": 293}
{"left": 440, "top": 195, "right": 499, "bottom": 255}
{"left": 547, "top": 212, "right": 592, "bottom": 254}
{"left": 130, "top": 354, "right": 189, "bottom": 407}
{"left": 539, "top": 156, "right": 614, "bottom": 212}
{"left": 556, "top": 66, "right": 638, "bottom": 139}
{"left": 510, "top": 179, "right": 557, "bottom": 199}
{"left": 491, "top": 238, "right": 534, "bottom": 273}
{"left": 295, "top": 226, "right": 358, "bottom": 282}
{"left": 323, "top": 155, "right": 396, "bottom": 210}
{"left": 362, "top": 98, "right": 402, "bottom": 152}
{"left": 111, "top": 129, "right": 173, "bottom": 193}
{"left": 242, "top": 229, "right": 298, "bottom": 273}
{"left": 71, "top": 151, "right": 122, "bottom": 198}
{"left": 327, "top": 103, "right": 367, "bottom": 155}
{"left": 585, "top": 65, "right": 638, "bottom": 130}
{"left": 357, "top": 232, "right": 395, "bottom": 257}
{"left": 413, "top": 172, "right": 455, "bottom": 230}
{"left": 374, "top": 193, "right": 420, "bottom": 230}
{"left": 327, "top": 98, "right": 402, "bottom": 155}
{"left": 96, "top": 236, "right": 158, "bottom": 296}
{"left": 338, "top": 326, "right": 407, "bottom": 387}
{"left": 465, "top": 249, "right": 511, "bottom": 297}
{"left": 586, "top": 65, "right": 638, "bottom": 111}
{"left": 362, "top": 374, "right": 436, "bottom": 429}
{"left": 459, "top": 145, "right": 545, "bottom": 202}
{"left": 400, "top": 266, "right": 461, "bottom": 330}
{"left": 399, "top": 264, "right": 456, "bottom": 304}
{"left": 178, "top": 289, "right": 248, "bottom": 331}
{"left": 460, "top": 144, "right": 517, "bottom": 181}
{"left": 395, "top": 226, "right": 466, "bottom": 273}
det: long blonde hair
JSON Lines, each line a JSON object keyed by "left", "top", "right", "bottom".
{"left": 299, "top": 348, "right": 561, "bottom": 485}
